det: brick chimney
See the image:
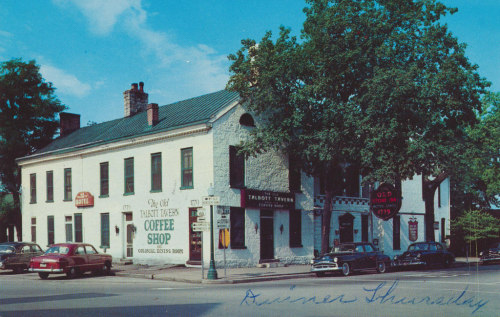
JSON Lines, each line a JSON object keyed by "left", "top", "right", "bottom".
{"left": 59, "top": 112, "right": 80, "bottom": 136}
{"left": 147, "top": 103, "right": 159, "bottom": 126}
{"left": 123, "top": 82, "right": 148, "bottom": 117}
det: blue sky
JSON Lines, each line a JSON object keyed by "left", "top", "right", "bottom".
{"left": 1, "top": 0, "right": 499, "bottom": 125}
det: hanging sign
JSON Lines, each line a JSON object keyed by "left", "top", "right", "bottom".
{"left": 370, "top": 183, "right": 401, "bottom": 220}
{"left": 75, "top": 192, "right": 94, "bottom": 208}
{"left": 409, "top": 218, "right": 418, "bottom": 242}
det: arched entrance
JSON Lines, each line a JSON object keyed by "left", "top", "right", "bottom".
{"left": 339, "top": 213, "right": 355, "bottom": 243}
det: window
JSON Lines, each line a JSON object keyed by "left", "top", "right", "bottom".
{"left": 85, "top": 245, "right": 98, "bottom": 254}
{"left": 65, "top": 216, "right": 73, "bottom": 242}
{"left": 75, "top": 246, "right": 85, "bottom": 255}
{"left": 47, "top": 216, "right": 54, "bottom": 245}
{"left": 393, "top": 215, "right": 401, "bottom": 250}
{"left": 364, "top": 244, "right": 375, "bottom": 252}
{"left": 74, "top": 213, "right": 82, "bottom": 242}
{"left": 229, "top": 146, "right": 245, "bottom": 188}
{"left": 345, "top": 165, "right": 360, "bottom": 197}
{"left": 361, "top": 215, "right": 369, "bottom": 242}
{"left": 151, "top": 153, "right": 162, "bottom": 192}
{"left": 101, "top": 213, "right": 110, "bottom": 248}
{"left": 289, "top": 156, "right": 301, "bottom": 192}
{"left": 30, "top": 173, "right": 36, "bottom": 204}
{"left": 441, "top": 218, "right": 446, "bottom": 243}
{"left": 230, "top": 207, "right": 245, "bottom": 249}
{"left": 100, "top": 162, "right": 109, "bottom": 197}
{"left": 289, "top": 210, "right": 302, "bottom": 247}
{"left": 31, "top": 217, "right": 36, "bottom": 243}
{"left": 46, "top": 171, "right": 53, "bottom": 202}
{"left": 181, "top": 148, "right": 193, "bottom": 189}
{"left": 64, "top": 168, "right": 72, "bottom": 201}
{"left": 239, "top": 113, "right": 255, "bottom": 127}
{"left": 124, "top": 158, "right": 134, "bottom": 194}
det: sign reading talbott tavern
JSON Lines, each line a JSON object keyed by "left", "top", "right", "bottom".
{"left": 75, "top": 192, "right": 94, "bottom": 208}
{"left": 241, "top": 189, "right": 295, "bottom": 209}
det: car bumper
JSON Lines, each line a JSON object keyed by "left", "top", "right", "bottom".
{"left": 392, "top": 260, "right": 426, "bottom": 267}
{"left": 29, "top": 268, "right": 64, "bottom": 273}
{"left": 311, "top": 263, "right": 341, "bottom": 272}
{"left": 480, "top": 256, "right": 500, "bottom": 264}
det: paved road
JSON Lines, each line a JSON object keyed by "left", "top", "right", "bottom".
{"left": 0, "top": 264, "right": 498, "bottom": 316}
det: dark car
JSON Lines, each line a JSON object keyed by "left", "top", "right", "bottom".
{"left": 479, "top": 242, "right": 500, "bottom": 265}
{"left": 29, "top": 243, "right": 112, "bottom": 279}
{"left": 0, "top": 242, "right": 44, "bottom": 273}
{"left": 393, "top": 241, "right": 454, "bottom": 268}
{"left": 310, "top": 242, "right": 391, "bottom": 277}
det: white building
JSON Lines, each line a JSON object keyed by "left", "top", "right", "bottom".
{"left": 17, "top": 83, "right": 450, "bottom": 266}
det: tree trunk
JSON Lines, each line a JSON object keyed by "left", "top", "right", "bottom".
{"left": 423, "top": 172, "right": 448, "bottom": 242}
{"left": 11, "top": 190, "right": 22, "bottom": 241}
{"left": 321, "top": 189, "right": 334, "bottom": 254}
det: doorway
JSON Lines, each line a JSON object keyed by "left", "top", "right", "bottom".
{"left": 123, "top": 212, "right": 134, "bottom": 258}
{"left": 188, "top": 208, "right": 202, "bottom": 264}
{"left": 260, "top": 210, "right": 274, "bottom": 261}
{"left": 339, "top": 213, "right": 355, "bottom": 243}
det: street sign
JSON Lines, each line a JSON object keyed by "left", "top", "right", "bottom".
{"left": 202, "top": 196, "right": 220, "bottom": 206}
{"left": 192, "top": 222, "right": 210, "bottom": 232}
{"left": 217, "top": 206, "right": 230, "bottom": 215}
{"left": 197, "top": 217, "right": 207, "bottom": 223}
{"left": 217, "top": 218, "right": 230, "bottom": 229}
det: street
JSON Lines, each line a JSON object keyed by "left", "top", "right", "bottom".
{"left": 0, "top": 264, "right": 498, "bottom": 317}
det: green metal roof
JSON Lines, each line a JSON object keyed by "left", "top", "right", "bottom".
{"left": 24, "top": 90, "right": 240, "bottom": 159}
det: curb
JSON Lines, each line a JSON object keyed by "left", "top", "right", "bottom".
{"left": 114, "top": 271, "right": 314, "bottom": 284}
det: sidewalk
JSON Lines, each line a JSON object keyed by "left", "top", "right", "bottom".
{"left": 112, "top": 257, "right": 481, "bottom": 284}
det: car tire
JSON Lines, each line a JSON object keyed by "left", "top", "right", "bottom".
{"left": 103, "top": 262, "right": 111, "bottom": 275}
{"left": 66, "top": 267, "right": 77, "bottom": 279}
{"left": 443, "top": 257, "right": 451, "bottom": 268}
{"left": 38, "top": 272, "right": 49, "bottom": 279}
{"left": 376, "top": 261, "right": 386, "bottom": 273}
{"left": 13, "top": 266, "right": 24, "bottom": 274}
{"left": 341, "top": 263, "right": 351, "bottom": 276}
{"left": 315, "top": 272, "right": 325, "bottom": 277}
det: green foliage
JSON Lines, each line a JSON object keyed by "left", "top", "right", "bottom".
{"left": 0, "top": 58, "right": 66, "bottom": 233}
{"left": 452, "top": 210, "right": 500, "bottom": 243}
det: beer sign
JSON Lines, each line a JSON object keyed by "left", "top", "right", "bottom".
{"left": 370, "top": 183, "right": 401, "bottom": 220}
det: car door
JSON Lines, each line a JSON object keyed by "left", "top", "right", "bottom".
{"left": 354, "top": 244, "right": 367, "bottom": 269}
{"left": 363, "top": 243, "right": 378, "bottom": 269}
{"left": 428, "top": 243, "right": 438, "bottom": 265}
{"left": 85, "top": 245, "right": 102, "bottom": 270}
{"left": 73, "top": 245, "right": 88, "bottom": 271}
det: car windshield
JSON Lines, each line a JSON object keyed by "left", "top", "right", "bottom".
{"left": 332, "top": 244, "right": 355, "bottom": 252}
{"left": 0, "top": 245, "right": 15, "bottom": 253}
{"left": 45, "top": 246, "right": 70, "bottom": 255}
{"left": 408, "top": 243, "right": 428, "bottom": 251}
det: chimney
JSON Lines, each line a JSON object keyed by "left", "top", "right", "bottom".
{"left": 59, "top": 112, "right": 80, "bottom": 136}
{"left": 147, "top": 103, "right": 159, "bottom": 126}
{"left": 124, "top": 81, "right": 148, "bottom": 117}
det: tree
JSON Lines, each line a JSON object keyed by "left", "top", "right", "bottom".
{"left": 452, "top": 210, "right": 500, "bottom": 256}
{"left": 227, "top": 0, "right": 488, "bottom": 254}
{"left": 0, "top": 59, "right": 66, "bottom": 241}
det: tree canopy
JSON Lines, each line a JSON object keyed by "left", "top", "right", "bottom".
{"left": 0, "top": 58, "right": 66, "bottom": 241}
{"left": 227, "top": 0, "right": 489, "bottom": 253}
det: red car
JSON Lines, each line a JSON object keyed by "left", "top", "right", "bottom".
{"left": 29, "top": 243, "right": 112, "bottom": 279}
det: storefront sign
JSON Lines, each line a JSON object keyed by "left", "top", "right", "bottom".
{"left": 241, "top": 189, "right": 295, "bottom": 209}
{"left": 75, "top": 192, "right": 94, "bottom": 207}
{"left": 370, "top": 183, "right": 401, "bottom": 220}
{"left": 409, "top": 218, "right": 418, "bottom": 242}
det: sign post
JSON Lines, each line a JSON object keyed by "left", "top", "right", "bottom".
{"left": 202, "top": 194, "right": 220, "bottom": 280}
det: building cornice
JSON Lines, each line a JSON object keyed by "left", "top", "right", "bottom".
{"left": 17, "top": 124, "right": 211, "bottom": 167}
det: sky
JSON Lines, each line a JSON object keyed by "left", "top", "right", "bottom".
{"left": 1, "top": 0, "right": 499, "bottom": 126}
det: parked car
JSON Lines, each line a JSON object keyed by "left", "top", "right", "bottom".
{"left": 479, "top": 242, "right": 500, "bottom": 265}
{"left": 393, "top": 241, "right": 454, "bottom": 268}
{"left": 310, "top": 242, "right": 391, "bottom": 277}
{"left": 0, "top": 242, "right": 44, "bottom": 273}
{"left": 29, "top": 243, "right": 112, "bottom": 279}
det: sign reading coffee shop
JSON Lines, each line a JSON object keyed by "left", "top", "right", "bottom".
{"left": 370, "top": 183, "right": 401, "bottom": 220}
{"left": 241, "top": 189, "right": 295, "bottom": 209}
{"left": 75, "top": 192, "right": 94, "bottom": 207}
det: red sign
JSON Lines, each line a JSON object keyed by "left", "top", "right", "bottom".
{"left": 240, "top": 189, "right": 295, "bottom": 209}
{"left": 370, "top": 183, "right": 401, "bottom": 220}
{"left": 409, "top": 219, "right": 418, "bottom": 242}
{"left": 75, "top": 192, "right": 94, "bottom": 207}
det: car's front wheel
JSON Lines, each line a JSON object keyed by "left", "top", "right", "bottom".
{"left": 376, "top": 261, "right": 387, "bottom": 273}
{"left": 315, "top": 272, "right": 325, "bottom": 277}
{"left": 66, "top": 267, "right": 78, "bottom": 279}
{"left": 341, "top": 263, "right": 351, "bottom": 276}
{"left": 38, "top": 272, "right": 49, "bottom": 279}
{"left": 443, "top": 257, "right": 452, "bottom": 268}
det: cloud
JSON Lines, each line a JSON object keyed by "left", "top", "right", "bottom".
{"left": 40, "top": 64, "right": 91, "bottom": 97}
{"left": 58, "top": 0, "right": 229, "bottom": 93}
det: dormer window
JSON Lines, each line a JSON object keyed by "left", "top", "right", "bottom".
{"left": 239, "top": 113, "right": 255, "bottom": 127}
